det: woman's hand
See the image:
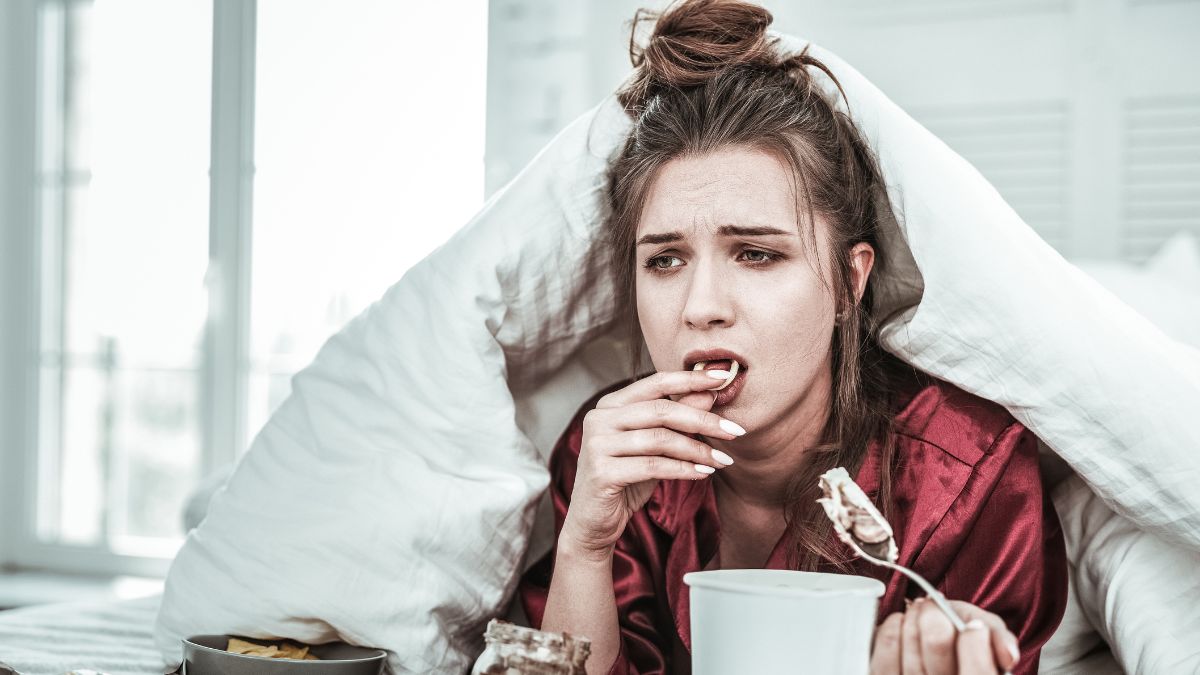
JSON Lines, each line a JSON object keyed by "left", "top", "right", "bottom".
{"left": 870, "top": 599, "right": 1021, "bottom": 675}
{"left": 557, "top": 370, "right": 746, "bottom": 562}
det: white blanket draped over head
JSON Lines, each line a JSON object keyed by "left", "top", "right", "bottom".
{"left": 155, "top": 33, "right": 1200, "bottom": 674}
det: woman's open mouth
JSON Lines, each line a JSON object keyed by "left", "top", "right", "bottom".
{"left": 691, "top": 359, "right": 748, "bottom": 407}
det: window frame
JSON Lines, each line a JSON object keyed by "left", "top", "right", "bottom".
{"left": 0, "top": 0, "right": 40, "bottom": 573}
{"left": 0, "top": 0, "right": 257, "bottom": 578}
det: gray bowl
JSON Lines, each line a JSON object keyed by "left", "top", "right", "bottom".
{"left": 183, "top": 635, "right": 386, "bottom": 675}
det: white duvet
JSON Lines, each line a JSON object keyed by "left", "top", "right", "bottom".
{"left": 1041, "top": 473, "right": 1200, "bottom": 673}
{"left": 155, "top": 33, "right": 1200, "bottom": 674}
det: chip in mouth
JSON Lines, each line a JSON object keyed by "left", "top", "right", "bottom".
{"left": 692, "top": 359, "right": 741, "bottom": 390}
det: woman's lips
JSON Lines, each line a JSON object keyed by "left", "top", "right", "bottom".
{"left": 712, "top": 367, "right": 746, "bottom": 406}
{"left": 683, "top": 349, "right": 750, "bottom": 373}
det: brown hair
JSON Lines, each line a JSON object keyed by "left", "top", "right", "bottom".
{"left": 606, "top": 0, "right": 919, "bottom": 570}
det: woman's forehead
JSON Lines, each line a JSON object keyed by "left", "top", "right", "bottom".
{"left": 637, "top": 147, "right": 807, "bottom": 243}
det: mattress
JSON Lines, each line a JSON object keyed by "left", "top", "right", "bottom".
{"left": 0, "top": 594, "right": 164, "bottom": 675}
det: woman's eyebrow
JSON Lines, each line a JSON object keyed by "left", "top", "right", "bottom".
{"left": 635, "top": 224, "right": 794, "bottom": 247}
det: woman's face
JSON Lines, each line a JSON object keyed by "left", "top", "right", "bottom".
{"left": 635, "top": 145, "right": 871, "bottom": 441}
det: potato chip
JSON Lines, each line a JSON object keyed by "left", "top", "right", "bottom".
{"left": 692, "top": 359, "right": 740, "bottom": 390}
{"left": 227, "top": 637, "right": 320, "bottom": 660}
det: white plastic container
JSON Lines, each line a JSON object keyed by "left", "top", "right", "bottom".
{"left": 683, "top": 569, "right": 885, "bottom": 675}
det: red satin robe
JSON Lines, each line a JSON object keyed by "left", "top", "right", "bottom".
{"left": 519, "top": 371, "right": 1068, "bottom": 675}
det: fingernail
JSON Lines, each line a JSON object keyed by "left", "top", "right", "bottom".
{"left": 711, "top": 448, "right": 734, "bottom": 465}
{"left": 694, "top": 464, "right": 716, "bottom": 475}
{"left": 1007, "top": 639, "right": 1020, "bottom": 665}
{"left": 719, "top": 419, "right": 746, "bottom": 436}
{"left": 964, "top": 619, "right": 986, "bottom": 631}
{"left": 705, "top": 370, "right": 731, "bottom": 380}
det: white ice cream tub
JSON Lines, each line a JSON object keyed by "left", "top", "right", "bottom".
{"left": 683, "top": 569, "right": 885, "bottom": 675}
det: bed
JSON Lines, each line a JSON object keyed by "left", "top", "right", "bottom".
{"left": 0, "top": 594, "right": 162, "bottom": 675}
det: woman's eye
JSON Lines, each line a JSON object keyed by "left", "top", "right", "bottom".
{"left": 740, "top": 249, "right": 782, "bottom": 265}
{"left": 643, "top": 250, "right": 780, "bottom": 273}
{"left": 646, "top": 255, "right": 683, "bottom": 270}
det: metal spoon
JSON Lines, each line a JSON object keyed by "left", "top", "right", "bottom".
{"left": 836, "top": 531, "right": 967, "bottom": 632}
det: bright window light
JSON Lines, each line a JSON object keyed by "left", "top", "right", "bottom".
{"left": 36, "top": 0, "right": 212, "bottom": 554}
{"left": 248, "top": 0, "right": 488, "bottom": 439}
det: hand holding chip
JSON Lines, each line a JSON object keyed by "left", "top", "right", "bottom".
{"left": 558, "top": 370, "right": 746, "bottom": 562}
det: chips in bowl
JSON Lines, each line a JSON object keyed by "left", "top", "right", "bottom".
{"left": 227, "top": 637, "right": 320, "bottom": 660}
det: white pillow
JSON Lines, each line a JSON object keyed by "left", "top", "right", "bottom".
{"left": 1071, "top": 232, "right": 1200, "bottom": 349}
{"left": 1050, "top": 474, "right": 1200, "bottom": 674}
{"left": 155, "top": 101, "right": 636, "bottom": 672}
{"left": 1147, "top": 230, "right": 1200, "bottom": 289}
{"left": 1036, "top": 548, "right": 1108, "bottom": 674}
{"left": 155, "top": 34, "right": 1200, "bottom": 671}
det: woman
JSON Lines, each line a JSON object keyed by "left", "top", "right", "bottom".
{"left": 519, "top": 1, "right": 1067, "bottom": 673}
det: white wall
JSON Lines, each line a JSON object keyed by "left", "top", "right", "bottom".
{"left": 485, "top": 0, "right": 1200, "bottom": 263}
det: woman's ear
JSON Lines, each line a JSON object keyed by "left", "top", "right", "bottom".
{"left": 848, "top": 242, "right": 875, "bottom": 306}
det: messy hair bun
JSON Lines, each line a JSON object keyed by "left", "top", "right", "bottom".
{"left": 621, "top": 0, "right": 778, "bottom": 111}
{"left": 620, "top": 0, "right": 844, "bottom": 115}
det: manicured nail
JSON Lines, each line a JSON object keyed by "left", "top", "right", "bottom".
{"left": 719, "top": 419, "right": 746, "bottom": 436}
{"left": 694, "top": 464, "right": 716, "bottom": 474}
{"left": 711, "top": 448, "right": 734, "bottom": 465}
{"left": 1006, "top": 639, "right": 1020, "bottom": 665}
{"left": 705, "top": 370, "right": 731, "bottom": 380}
{"left": 964, "top": 619, "right": 986, "bottom": 631}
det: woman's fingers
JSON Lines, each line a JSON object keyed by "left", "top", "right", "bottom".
{"left": 597, "top": 397, "right": 744, "bottom": 439}
{"left": 948, "top": 601, "right": 1020, "bottom": 671}
{"left": 599, "top": 453, "right": 722, "bottom": 485}
{"left": 674, "top": 389, "right": 716, "bottom": 410}
{"left": 869, "top": 599, "right": 1014, "bottom": 675}
{"left": 956, "top": 620, "right": 999, "bottom": 675}
{"left": 900, "top": 600, "right": 924, "bottom": 675}
{"left": 916, "top": 600, "right": 957, "bottom": 675}
{"left": 869, "top": 612, "right": 903, "bottom": 674}
{"left": 605, "top": 428, "right": 732, "bottom": 470}
{"left": 584, "top": 400, "right": 738, "bottom": 445}
{"left": 595, "top": 370, "right": 732, "bottom": 410}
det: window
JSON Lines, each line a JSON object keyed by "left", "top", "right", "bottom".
{"left": 248, "top": 0, "right": 487, "bottom": 442}
{"left": 30, "top": 0, "right": 213, "bottom": 572}
{"left": 3, "top": 0, "right": 486, "bottom": 576}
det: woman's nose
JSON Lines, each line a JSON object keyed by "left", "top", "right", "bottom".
{"left": 681, "top": 261, "right": 733, "bottom": 328}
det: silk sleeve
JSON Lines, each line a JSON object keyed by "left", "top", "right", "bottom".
{"left": 937, "top": 424, "right": 1069, "bottom": 675}
{"left": 518, "top": 403, "right": 671, "bottom": 675}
